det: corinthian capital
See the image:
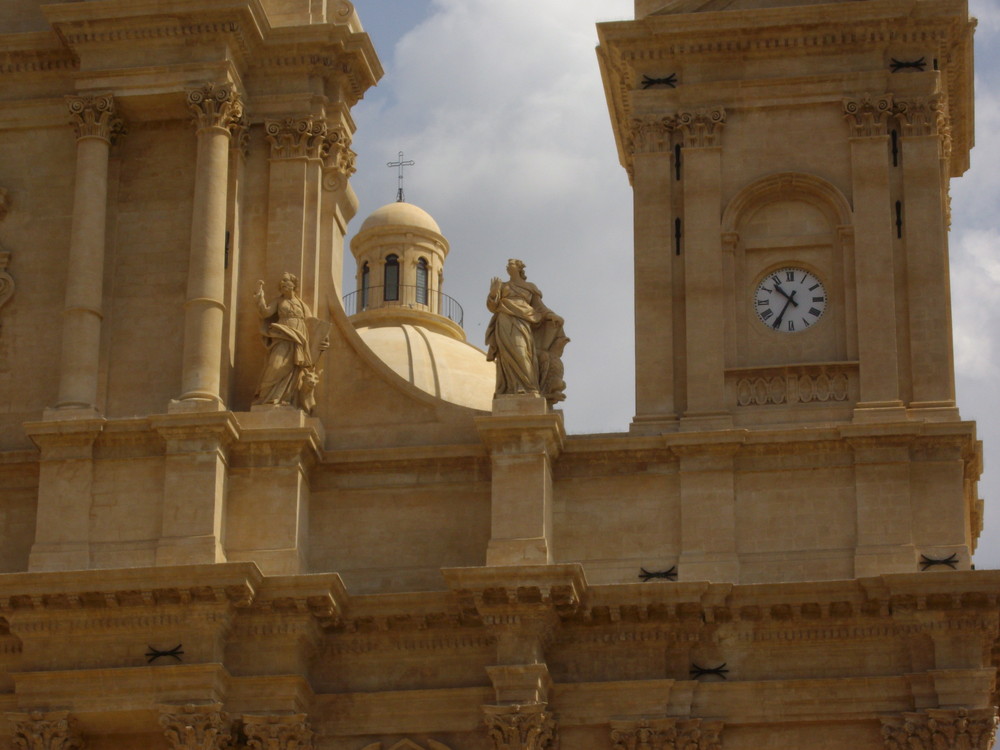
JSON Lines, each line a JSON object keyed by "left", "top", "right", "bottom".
{"left": 322, "top": 125, "right": 357, "bottom": 191}
{"left": 895, "top": 96, "right": 948, "bottom": 138}
{"left": 187, "top": 84, "right": 245, "bottom": 135}
{"left": 843, "top": 93, "right": 893, "bottom": 137}
{"left": 8, "top": 711, "right": 84, "bottom": 750}
{"left": 609, "top": 718, "right": 722, "bottom": 750}
{"left": 482, "top": 703, "right": 557, "bottom": 750}
{"left": 881, "top": 708, "right": 998, "bottom": 750}
{"left": 265, "top": 117, "right": 331, "bottom": 160}
{"left": 158, "top": 704, "right": 234, "bottom": 750}
{"left": 628, "top": 115, "right": 674, "bottom": 155}
{"left": 67, "top": 94, "right": 125, "bottom": 143}
{"left": 243, "top": 714, "right": 313, "bottom": 750}
{"left": 676, "top": 108, "right": 725, "bottom": 148}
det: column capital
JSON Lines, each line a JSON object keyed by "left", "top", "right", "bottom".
{"left": 881, "top": 708, "right": 998, "bottom": 750}
{"left": 628, "top": 115, "right": 674, "bottom": 156}
{"left": 676, "top": 107, "right": 725, "bottom": 148}
{"left": 187, "top": 83, "right": 244, "bottom": 135}
{"left": 243, "top": 714, "right": 313, "bottom": 750}
{"left": 609, "top": 718, "right": 723, "bottom": 750}
{"left": 843, "top": 93, "right": 893, "bottom": 138}
{"left": 895, "top": 95, "right": 952, "bottom": 162}
{"left": 158, "top": 704, "right": 234, "bottom": 750}
{"left": 8, "top": 711, "right": 84, "bottom": 750}
{"left": 265, "top": 117, "right": 331, "bottom": 160}
{"left": 322, "top": 125, "right": 357, "bottom": 191}
{"left": 482, "top": 703, "right": 557, "bottom": 750}
{"left": 67, "top": 93, "right": 124, "bottom": 143}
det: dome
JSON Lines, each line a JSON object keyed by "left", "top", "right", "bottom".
{"left": 355, "top": 323, "right": 494, "bottom": 411}
{"left": 359, "top": 201, "right": 442, "bottom": 235}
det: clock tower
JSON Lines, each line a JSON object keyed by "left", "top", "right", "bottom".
{"left": 598, "top": 0, "right": 973, "bottom": 434}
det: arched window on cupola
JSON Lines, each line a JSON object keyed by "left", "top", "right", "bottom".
{"left": 384, "top": 254, "right": 399, "bottom": 301}
{"left": 416, "top": 257, "right": 429, "bottom": 305}
{"left": 361, "top": 262, "right": 370, "bottom": 309}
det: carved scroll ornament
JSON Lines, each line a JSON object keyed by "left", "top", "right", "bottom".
{"left": 266, "top": 117, "right": 330, "bottom": 160}
{"left": 187, "top": 83, "right": 245, "bottom": 136}
{"left": 676, "top": 108, "right": 725, "bottom": 148}
{"left": 67, "top": 93, "right": 125, "bottom": 143}
{"left": 843, "top": 94, "right": 893, "bottom": 138}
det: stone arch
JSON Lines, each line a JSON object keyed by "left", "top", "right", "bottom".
{"left": 722, "top": 171, "right": 852, "bottom": 234}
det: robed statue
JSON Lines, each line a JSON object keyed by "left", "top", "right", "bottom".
{"left": 252, "top": 272, "right": 330, "bottom": 413}
{"left": 485, "top": 259, "right": 569, "bottom": 404}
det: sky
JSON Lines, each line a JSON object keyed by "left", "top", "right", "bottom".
{"left": 345, "top": 0, "right": 1000, "bottom": 568}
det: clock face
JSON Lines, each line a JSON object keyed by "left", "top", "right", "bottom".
{"left": 754, "top": 267, "right": 827, "bottom": 333}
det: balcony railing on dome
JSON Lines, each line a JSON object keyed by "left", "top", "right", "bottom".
{"left": 343, "top": 284, "right": 465, "bottom": 328}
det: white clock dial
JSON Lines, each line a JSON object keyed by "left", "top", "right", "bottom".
{"left": 754, "top": 267, "right": 827, "bottom": 333}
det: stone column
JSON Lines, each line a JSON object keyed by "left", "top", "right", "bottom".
{"left": 630, "top": 115, "right": 678, "bottom": 433}
{"left": 9, "top": 711, "right": 85, "bottom": 750}
{"left": 896, "top": 96, "right": 957, "bottom": 417}
{"left": 175, "top": 83, "right": 243, "bottom": 409}
{"left": 55, "top": 94, "right": 123, "bottom": 412}
{"left": 843, "top": 95, "right": 905, "bottom": 419}
{"left": 678, "top": 108, "right": 730, "bottom": 430}
{"left": 881, "top": 708, "right": 998, "bottom": 750}
{"left": 243, "top": 714, "right": 313, "bottom": 750}
{"left": 482, "top": 703, "right": 557, "bottom": 750}
{"left": 264, "top": 117, "right": 330, "bottom": 312}
{"left": 476, "top": 397, "right": 565, "bottom": 565}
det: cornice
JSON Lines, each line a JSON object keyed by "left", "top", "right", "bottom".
{"left": 0, "top": 32, "right": 77, "bottom": 75}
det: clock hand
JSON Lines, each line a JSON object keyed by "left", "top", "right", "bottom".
{"left": 772, "top": 283, "right": 799, "bottom": 307}
{"left": 772, "top": 290, "right": 798, "bottom": 329}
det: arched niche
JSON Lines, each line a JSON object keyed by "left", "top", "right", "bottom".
{"left": 721, "top": 172, "right": 858, "bottom": 423}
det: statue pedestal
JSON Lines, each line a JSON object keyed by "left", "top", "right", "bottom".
{"left": 476, "top": 395, "right": 564, "bottom": 566}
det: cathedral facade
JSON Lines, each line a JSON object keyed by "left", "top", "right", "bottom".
{"left": 0, "top": 0, "right": 995, "bottom": 749}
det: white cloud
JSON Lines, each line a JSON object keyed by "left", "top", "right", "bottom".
{"left": 952, "top": 228, "right": 1000, "bottom": 378}
{"left": 350, "top": 0, "right": 636, "bottom": 433}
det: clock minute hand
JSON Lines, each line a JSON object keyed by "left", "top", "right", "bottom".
{"left": 772, "top": 290, "right": 797, "bottom": 329}
{"left": 772, "top": 283, "right": 799, "bottom": 307}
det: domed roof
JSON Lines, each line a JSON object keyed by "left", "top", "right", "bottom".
{"left": 359, "top": 201, "right": 442, "bottom": 235}
{"left": 355, "top": 323, "right": 493, "bottom": 411}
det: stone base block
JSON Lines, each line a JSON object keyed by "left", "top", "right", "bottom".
{"left": 487, "top": 537, "right": 550, "bottom": 566}
{"left": 492, "top": 394, "right": 548, "bottom": 416}
{"left": 156, "top": 535, "right": 226, "bottom": 566}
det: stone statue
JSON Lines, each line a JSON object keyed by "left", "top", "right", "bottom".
{"left": 485, "top": 259, "right": 569, "bottom": 404}
{"left": 253, "top": 273, "right": 330, "bottom": 413}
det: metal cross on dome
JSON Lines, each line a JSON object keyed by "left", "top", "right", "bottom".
{"left": 387, "top": 150, "right": 415, "bottom": 202}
